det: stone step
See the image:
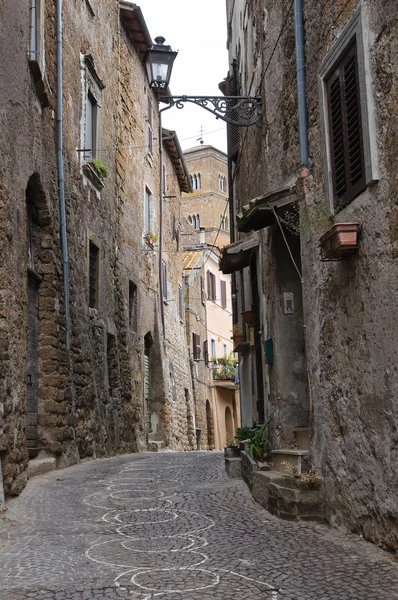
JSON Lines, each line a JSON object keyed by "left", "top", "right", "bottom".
{"left": 225, "top": 457, "right": 242, "bottom": 478}
{"left": 27, "top": 457, "right": 56, "bottom": 479}
{"left": 147, "top": 440, "right": 165, "bottom": 452}
{"left": 272, "top": 449, "right": 309, "bottom": 474}
{"left": 294, "top": 427, "right": 310, "bottom": 450}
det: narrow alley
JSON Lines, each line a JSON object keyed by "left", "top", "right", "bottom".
{"left": 1, "top": 452, "right": 397, "bottom": 600}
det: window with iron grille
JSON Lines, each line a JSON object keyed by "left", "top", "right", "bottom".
{"left": 29, "top": 0, "right": 42, "bottom": 65}
{"left": 192, "top": 332, "right": 201, "bottom": 360}
{"left": 147, "top": 95, "right": 153, "bottom": 155}
{"left": 161, "top": 260, "right": 167, "bottom": 302}
{"left": 129, "top": 281, "right": 138, "bottom": 331}
{"left": 144, "top": 186, "right": 152, "bottom": 233}
{"left": 178, "top": 284, "right": 183, "bottom": 321}
{"left": 326, "top": 41, "right": 366, "bottom": 209}
{"left": 88, "top": 240, "right": 99, "bottom": 308}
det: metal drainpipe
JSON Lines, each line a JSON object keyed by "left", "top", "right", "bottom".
{"left": 56, "top": 0, "right": 70, "bottom": 351}
{"left": 294, "top": 0, "right": 309, "bottom": 167}
{"left": 157, "top": 104, "right": 174, "bottom": 337}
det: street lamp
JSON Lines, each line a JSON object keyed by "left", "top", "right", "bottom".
{"left": 145, "top": 37, "right": 261, "bottom": 127}
{"left": 145, "top": 37, "right": 261, "bottom": 336}
{"left": 145, "top": 36, "right": 178, "bottom": 90}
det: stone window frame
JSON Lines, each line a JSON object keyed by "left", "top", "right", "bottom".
{"left": 29, "top": 0, "right": 44, "bottom": 69}
{"left": 144, "top": 185, "right": 154, "bottom": 234}
{"left": 219, "top": 174, "right": 227, "bottom": 192}
{"left": 87, "top": 230, "right": 102, "bottom": 310}
{"left": 318, "top": 5, "right": 379, "bottom": 212}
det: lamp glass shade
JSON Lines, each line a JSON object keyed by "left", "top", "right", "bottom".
{"left": 146, "top": 46, "right": 177, "bottom": 89}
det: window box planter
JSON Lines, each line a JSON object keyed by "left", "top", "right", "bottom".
{"left": 82, "top": 162, "right": 105, "bottom": 191}
{"left": 319, "top": 222, "right": 360, "bottom": 261}
{"left": 144, "top": 235, "right": 156, "bottom": 249}
{"left": 232, "top": 334, "right": 245, "bottom": 345}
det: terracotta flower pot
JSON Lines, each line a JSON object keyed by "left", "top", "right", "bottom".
{"left": 241, "top": 310, "right": 254, "bottom": 326}
{"left": 319, "top": 222, "right": 360, "bottom": 261}
{"left": 232, "top": 334, "right": 245, "bottom": 345}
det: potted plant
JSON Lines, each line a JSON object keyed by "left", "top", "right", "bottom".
{"left": 231, "top": 322, "right": 245, "bottom": 345}
{"left": 319, "top": 222, "right": 360, "bottom": 261}
{"left": 249, "top": 418, "right": 272, "bottom": 461}
{"left": 88, "top": 157, "right": 109, "bottom": 179}
{"left": 144, "top": 231, "right": 158, "bottom": 248}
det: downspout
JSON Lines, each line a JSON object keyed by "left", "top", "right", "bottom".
{"left": 294, "top": 0, "right": 309, "bottom": 168}
{"left": 158, "top": 104, "right": 174, "bottom": 337}
{"left": 56, "top": 0, "right": 70, "bottom": 351}
{"left": 294, "top": 0, "right": 313, "bottom": 420}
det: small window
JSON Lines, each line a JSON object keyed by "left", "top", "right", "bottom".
{"left": 147, "top": 95, "right": 153, "bottom": 155}
{"left": 223, "top": 343, "right": 227, "bottom": 357}
{"left": 219, "top": 174, "right": 227, "bottom": 192}
{"left": 88, "top": 240, "right": 99, "bottom": 308}
{"left": 178, "top": 283, "right": 183, "bottom": 321}
{"left": 129, "top": 281, "right": 138, "bottom": 331}
{"left": 29, "top": 0, "right": 43, "bottom": 66}
{"left": 190, "top": 172, "right": 201, "bottom": 191}
{"left": 144, "top": 186, "right": 152, "bottom": 232}
{"left": 220, "top": 280, "right": 227, "bottom": 308}
{"left": 192, "top": 332, "right": 201, "bottom": 360}
{"left": 82, "top": 55, "right": 105, "bottom": 163}
{"left": 211, "top": 338, "right": 216, "bottom": 358}
{"left": 161, "top": 260, "right": 167, "bottom": 302}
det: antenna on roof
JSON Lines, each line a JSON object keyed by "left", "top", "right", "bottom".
{"left": 196, "top": 125, "right": 204, "bottom": 145}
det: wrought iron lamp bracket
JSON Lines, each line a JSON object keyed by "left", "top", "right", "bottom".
{"left": 162, "top": 95, "right": 262, "bottom": 127}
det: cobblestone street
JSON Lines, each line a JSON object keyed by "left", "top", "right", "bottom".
{"left": 0, "top": 451, "right": 398, "bottom": 599}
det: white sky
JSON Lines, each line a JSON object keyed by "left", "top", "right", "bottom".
{"left": 139, "top": 0, "right": 229, "bottom": 153}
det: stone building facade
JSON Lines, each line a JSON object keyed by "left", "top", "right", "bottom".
{"left": 222, "top": 0, "right": 398, "bottom": 549}
{"left": 0, "top": 0, "right": 194, "bottom": 502}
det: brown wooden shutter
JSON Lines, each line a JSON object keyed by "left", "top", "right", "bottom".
{"left": 224, "top": 73, "right": 240, "bottom": 161}
{"left": 203, "top": 340, "right": 209, "bottom": 366}
{"left": 211, "top": 273, "right": 216, "bottom": 302}
{"left": 206, "top": 270, "right": 211, "bottom": 299}
{"left": 327, "top": 41, "right": 366, "bottom": 209}
{"left": 192, "top": 332, "right": 201, "bottom": 360}
{"left": 220, "top": 280, "right": 227, "bottom": 308}
{"left": 200, "top": 276, "right": 206, "bottom": 305}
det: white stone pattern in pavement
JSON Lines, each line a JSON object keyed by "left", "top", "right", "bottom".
{"left": 84, "top": 460, "right": 279, "bottom": 598}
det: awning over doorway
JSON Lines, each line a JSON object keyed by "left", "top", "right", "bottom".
{"left": 219, "top": 236, "right": 259, "bottom": 274}
{"left": 236, "top": 177, "right": 297, "bottom": 233}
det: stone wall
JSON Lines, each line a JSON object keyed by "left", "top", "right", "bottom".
{"left": 301, "top": 0, "right": 398, "bottom": 549}
{"left": 0, "top": 0, "right": 196, "bottom": 498}
{"left": 226, "top": 0, "right": 398, "bottom": 548}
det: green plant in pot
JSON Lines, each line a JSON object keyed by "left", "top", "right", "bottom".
{"left": 249, "top": 418, "right": 272, "bottom": 461}
{"left": 88, "top": 157, "right": 108, "bottom": 179}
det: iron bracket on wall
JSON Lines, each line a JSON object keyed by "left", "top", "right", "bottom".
{"left": 162, "top": 95, "right": 262, "bottom": 127}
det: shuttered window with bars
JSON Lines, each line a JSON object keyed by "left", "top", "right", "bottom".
{"left": 192, "top": 332, "right": 201, "bottom": 360}
{"left": 207, "top": 270, "right": 216, "bottom": 302}
{"left": 326, "top": 41, "right": 366, "bottom": 209}
{"left": 220, "top": 280, "right": 227, "bottom": 309}
{"left": 89, "top": 240, "right": 99, "bottom": 308}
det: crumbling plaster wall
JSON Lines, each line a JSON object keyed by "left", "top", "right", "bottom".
{"left": 302, "top": 0, "right": 398, "bottom": 549}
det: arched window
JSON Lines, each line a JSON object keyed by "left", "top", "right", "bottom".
{"left": 225, "top": 216, "right": 228, "bottom": 230}
{"left": 196, "top": 214, "right": 200, "bottom": 229}
{"left": 192, "top": 174, "right": 197, "bottom": 190}
{"left": 197, "top": 173, "right": 201, "bottom": 189}
{"left": 219, "top": 174, "right": 226, "bottom": 192}
{"left": 188, "top": 215, "right": 192, "bottom": 225}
